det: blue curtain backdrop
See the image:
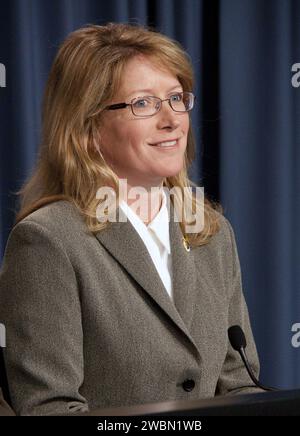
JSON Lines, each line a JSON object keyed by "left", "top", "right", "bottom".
{"left": 0, "top": 0, "right": 299, "bottom": 390}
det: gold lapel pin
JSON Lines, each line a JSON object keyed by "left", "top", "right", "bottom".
{"left": 182, "top": 236, "right": 191, "bottom": 252}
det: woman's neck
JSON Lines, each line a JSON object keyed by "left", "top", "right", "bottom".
{"left": 120, "top": 181, "right": 164, "bottom": 225}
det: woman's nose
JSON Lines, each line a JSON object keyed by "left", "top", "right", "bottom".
{"left": 156, "top": 102, "right": 181, "bottom": 130}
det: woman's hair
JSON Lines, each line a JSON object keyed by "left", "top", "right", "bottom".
{"left": 16, "top": 22, "right": 221, "bottom": 246}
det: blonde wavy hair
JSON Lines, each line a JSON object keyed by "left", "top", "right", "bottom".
{"left": 16, "top": 22, "right": 221, "bottom": 246}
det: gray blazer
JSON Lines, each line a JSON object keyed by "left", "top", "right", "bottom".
{"left": 0, "top": 200, "right": 261, "bottom": 415}
{"left": 0, "top": 396, "right": 15, "bottom": 416}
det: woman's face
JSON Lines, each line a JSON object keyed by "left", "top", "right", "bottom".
{"left": 99, "top": 55, "right": 190, "bottom": 189}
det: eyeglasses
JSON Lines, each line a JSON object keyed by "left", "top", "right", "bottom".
{"left": 105, "top": 92, "right": 195, "bottom": 117}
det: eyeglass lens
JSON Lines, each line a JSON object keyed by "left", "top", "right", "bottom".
{"left": 131, "top": 92, "right": 194, "bottom": 116}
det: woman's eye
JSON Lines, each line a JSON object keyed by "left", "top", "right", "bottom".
{"left": 170, "top": 93, "right": 182, "bottom": 102}
{"left": 134, "top": 99, "right": 150, "bottom": 107}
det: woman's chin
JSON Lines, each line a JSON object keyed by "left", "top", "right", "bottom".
{"left": 162, "top": 166, "right": 184, "bottom": 179}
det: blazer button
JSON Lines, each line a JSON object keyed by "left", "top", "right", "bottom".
{"left": 182, "top": 379, "right": 195, "bottom": 392}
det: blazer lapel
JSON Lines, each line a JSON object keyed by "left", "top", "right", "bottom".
{"left": 95, "top": 206, "right": 199, "bottom": 356}
{"left": 169, "top": 209, "right": 198, "bottom": 332}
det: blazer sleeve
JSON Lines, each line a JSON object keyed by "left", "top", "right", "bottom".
{"left": 0, "top": 220, "right": 88, "bottom": 415}
{"left": 216, "top": 219, "right": 264, "bottom": 396}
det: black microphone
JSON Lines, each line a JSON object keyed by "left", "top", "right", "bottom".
{"left": 0, "top": 346, "right": 12, "bottom": 407}
{"left": 228, "top": 325, "right": 278, "bottom": 392}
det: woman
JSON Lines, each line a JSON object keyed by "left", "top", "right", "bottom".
{"left": 0, "top": 23, "right": 261, "bottom": 415}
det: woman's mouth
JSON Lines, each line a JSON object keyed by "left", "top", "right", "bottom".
{"left": 149, "top": 139, "right": 179, "bottom": 148}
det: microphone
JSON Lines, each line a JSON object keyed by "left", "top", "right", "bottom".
{"left": 228, "top": 325, "right": 278, "bottom": 392}
{"left": 0, "top": 347, "right": 12, "bottom": 407}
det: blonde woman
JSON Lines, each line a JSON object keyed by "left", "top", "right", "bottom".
{"left": 0, "top": 23, "right": 261, "bottom": 415}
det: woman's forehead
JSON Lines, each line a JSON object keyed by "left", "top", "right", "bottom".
{"left": 118, "top": 56, "right": 181, "bottom": 98}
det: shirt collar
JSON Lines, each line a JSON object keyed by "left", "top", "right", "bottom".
{"left": 119, "top": 188, "right": 171, "bottom": 254}
{"left": 147, "top": 189, "right": 171, "bottom": 254}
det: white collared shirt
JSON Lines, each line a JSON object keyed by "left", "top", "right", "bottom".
{"left": 119, "top": 190, "right": 173, "bottom": 300}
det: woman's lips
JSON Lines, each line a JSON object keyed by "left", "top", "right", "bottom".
{"left": 149, "top": 139, "right": 179, "bottom": 147}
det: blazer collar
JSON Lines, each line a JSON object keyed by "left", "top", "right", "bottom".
{"left": 95, "top": 202, "right": 199, "bottom": 357}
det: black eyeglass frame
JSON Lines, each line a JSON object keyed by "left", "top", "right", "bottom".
{"left": 104, "top": 91, "right": 195, "bottom": 117}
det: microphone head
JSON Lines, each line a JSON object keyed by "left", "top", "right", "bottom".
{"left": 228, "top": 325, "right": 247, "bottom": 351}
